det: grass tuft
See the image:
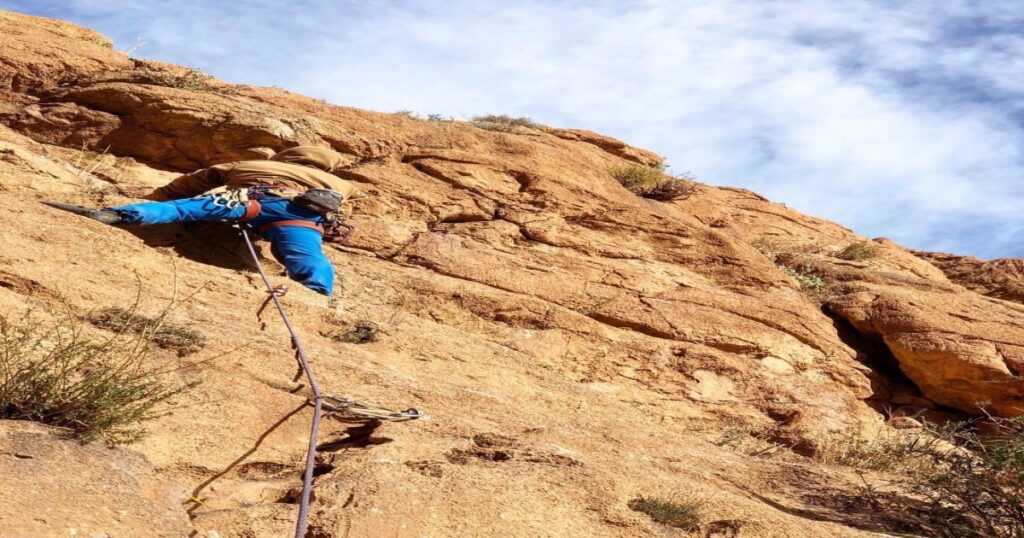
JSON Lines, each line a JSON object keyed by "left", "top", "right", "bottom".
{"left": 836, "top": 241, "right": 881, "bottom": 261}
{"left": 44, "top": 144, "right": 124, "bottom": 201}
{"left": 610, "top": 164, "right": 697, "bottom": 201}
{"left": 88, "top": 307, "right": 206, "bottom": 357}
{"left": 139, "top": 69, "right": 218, "bottom": 92}
{"left": 628, "top": 496, "right": 703, "bottom": 530}
{"left": 332, "top": 322, "right": 380, "bottom": 344}
{"left": 816, "top": 427, "right": 931, "bottom": 473}
{"left": 470, "top": 114, "right": 544, "bottom": 133}
{"left": 0, "top": 309, "right": 195, "bottom": 444}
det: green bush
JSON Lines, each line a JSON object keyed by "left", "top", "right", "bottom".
{"left": 610, "top": 164, "right": 697, "bottom": 201}
{"left": 628, "top": 496, "right": 703, "bottom": 530}
{"left": 0, "top": 310, "right": 194, "bottom": 444}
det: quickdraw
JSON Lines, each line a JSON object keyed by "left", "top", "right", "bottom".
{"left": 323, "top": 218, "right": 356, "bottom": 243}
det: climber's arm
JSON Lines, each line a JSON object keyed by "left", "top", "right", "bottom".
{"left": 144, "top": 163, "right": 237, "bottom": 201}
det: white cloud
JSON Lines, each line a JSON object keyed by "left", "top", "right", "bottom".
{"left": 10, "top": 0, "right": 1024, "bottom": 258}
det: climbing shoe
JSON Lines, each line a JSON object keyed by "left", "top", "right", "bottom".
{"left": 42, "top": 201, "right": 124, "bottom": 225}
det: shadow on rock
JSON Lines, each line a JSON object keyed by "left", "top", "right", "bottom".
{"left": 122, "top": 221, "right": 259, "bottom": 272}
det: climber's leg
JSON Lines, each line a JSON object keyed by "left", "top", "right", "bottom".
{"left": 109, "top": 197, "right": 246, "bottom": 225}
{"left": 263, "top": 225, "right": 334, "bottom": 296}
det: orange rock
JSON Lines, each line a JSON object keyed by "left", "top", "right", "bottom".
{"left": 1, "top": 8, "right": 1022, "bottom": 537}
{"left": 914, "top": 249, "right": 1024, "bottom": 305}
{"left": 0, "top": 421, "right": 191, "bottom": 537}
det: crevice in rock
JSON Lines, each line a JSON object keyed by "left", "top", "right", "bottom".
{"left": 508, "top": 169, "right": 538, "bottom": 192}
{"left": 823, "top": 308, "right": 938, "bottom": 416}
{"left": 547, "top": 129, "right": 658, "bottom": 165}
{"left": 435, "top": 213, "right": 493, "bottom": 225}
{"left": 583, "top": 312, "right": 677, "bottom": 340}
{"left": 406, "top": 160, "right": 494, "bottom": 200}
{"left": 400, "top": 154, "right": 483, "bottom": 165}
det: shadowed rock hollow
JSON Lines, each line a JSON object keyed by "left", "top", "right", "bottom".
{"left": 2, "top": 10, "right": 1023, "bottom": 538}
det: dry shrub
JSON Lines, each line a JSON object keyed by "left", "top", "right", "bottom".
{"left": 816, "top": 427, "right": 935, "bottom": 473}
{"left": 629, "top": 496, "right": 703, "bottom": 530}
{"left": 610, "top": 164, "right": 697, "bottom": 201}
{"left": 140, "top": 68, "right": 213, "bottom": 90}
{"left": 332, "top": 322, "right": 380, "bottom": 344}
{"left": 0, "top": 309, "right": 195, "bottom": 444}
{"left": 837, "top": 241, "right": 881, "bottom": 261}
{"left": 823, "top": 418, "right": 1024, "bottom": 537}
{"left": 470, "top": 114, "right": 545, "bottom": 133}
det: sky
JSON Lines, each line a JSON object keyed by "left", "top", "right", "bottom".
{"left": 7, "top": 0, "right": 1024, "bottom": 259}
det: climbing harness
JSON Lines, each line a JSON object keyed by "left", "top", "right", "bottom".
{"left": 213, "top": 186, "right": 355, "bottom": 242}
{"left": 258, "top": 219, "right": 325, "bottom": 235}
{"left": 254, "top": 217, "right": 356, "bottom": 243}
{"left": 237, "top": 227, "right": 421, "bottom": 538}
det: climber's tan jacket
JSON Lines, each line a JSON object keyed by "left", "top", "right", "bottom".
{"left": 145, "top": 146, "right": 359, "bottom": 201}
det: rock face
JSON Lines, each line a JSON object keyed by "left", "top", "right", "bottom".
{"left": 1, "top": 9, "right": 1023, "bottom": 538}
{"left": 671, "top": 188, "right": 1024, "bottom": 416}
{"left": 0, "top": 421, "right": 191, "bottom": 537}
{"left": 913, "top": 250, "right": 1024, "bottom": 305}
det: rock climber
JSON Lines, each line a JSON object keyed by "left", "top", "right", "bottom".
{"left": 44, "top": 146, "right": 358, "bottom": 296}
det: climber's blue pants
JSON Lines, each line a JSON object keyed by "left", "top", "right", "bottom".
{"left": 109, "top": 196, "right": 334, "bottom": 296}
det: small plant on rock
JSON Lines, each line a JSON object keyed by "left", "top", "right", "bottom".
{"left": 470, "top": 114, "right": 544, "bottom": 133}
{"left": 332, "top": 322, "right": 380, "bottom": 344}
{"left": 629, "top": 496, "right": 703, "bottom": 530}
{"left": 837, "top": 241, "right": 880, "bottom": 261}
{"left": 780, "top": 264, "right": 828, "bottom": 296}
{"left": 610, "top": 164, "right": 697, "bottom": 201}
{"left": 0, "top": 309, "right": 194, "bottom": 444}
{"left": 139, "top": 68, "right": 216, "bottom": 92}
{"left": 815, "top": 426, "right": 931, "bottom": 473}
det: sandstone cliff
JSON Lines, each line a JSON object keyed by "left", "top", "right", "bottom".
{"left": 1, "top": 10, "right": 1022, "bottom": 538}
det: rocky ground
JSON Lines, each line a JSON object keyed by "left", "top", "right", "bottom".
{"left": 1, "top": 10, "right": 1023, "bottom": 538}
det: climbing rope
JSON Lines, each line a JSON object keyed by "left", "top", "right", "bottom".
{"left": 238, "top": 227, "right": 421, "bottom": 538}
